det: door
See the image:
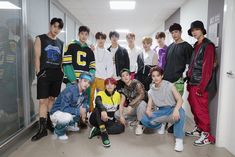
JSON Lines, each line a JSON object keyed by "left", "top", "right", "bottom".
{"left": 216, "top": 0, "right": 235, "bottom": 155}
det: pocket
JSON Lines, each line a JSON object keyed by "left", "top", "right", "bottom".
{"left": 37, "top": 70, "right": 46, "bottom": 79}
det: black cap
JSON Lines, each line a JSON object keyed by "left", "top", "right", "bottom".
{"left": 188, "top": 20, "right": 207, "bottom": 36}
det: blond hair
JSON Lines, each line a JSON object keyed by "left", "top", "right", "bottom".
{"left": 142, "top": 37, "right": 152, "bottom": 44}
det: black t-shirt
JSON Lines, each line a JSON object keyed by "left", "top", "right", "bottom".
{"left": 164, "top": 41, "right": 193, "bottom": 83}
{"left": 38, "top": 34, "right": 63, "bottom": 70}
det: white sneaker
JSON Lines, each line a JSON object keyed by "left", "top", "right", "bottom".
{"left": 174, "top": 138, "right": 184, "bottom": 152}
{"left": 67, "top": 125, "right": 80, "bottom": 132}
{"left": 58, "top": 134, "right": 68, "bottom": 140}
{"left": 157, "top": 123, "right": 166, "bottom": 135}
{"left": 135, "top": 124, "right": 144, "bottom": 135}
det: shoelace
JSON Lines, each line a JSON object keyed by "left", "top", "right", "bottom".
{"left": 197, "top": 132, "right": 208, "bottom": 141}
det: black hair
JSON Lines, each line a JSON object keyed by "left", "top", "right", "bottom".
{"left": 120, "top": 68, "right": 130, "bottom": 76}
{"left": 50, "top": 17, "right": 64, "bottom": 29}
{"left": 79, "top": 26, "right": 90, "bottom": 34}
{"left": 149, "top": 66, "right": 164, "bottom": 76}
{"left": 95, "top": 32, "right": 107, "bottom": 39}
{"left": 109, "top": 31, "right": 119, "bottom": 39}
{"left": 169, "top": 23, "right": 182, "bottom": 32}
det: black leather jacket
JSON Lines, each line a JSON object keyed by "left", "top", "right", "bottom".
{"left": 189, "top": 38, "right": 215, "bottom": 87}
{"left": 108, "top": 45, "right": 130, "bottom": 76}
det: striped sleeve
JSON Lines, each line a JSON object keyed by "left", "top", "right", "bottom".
{"left": 62, "top": 44, "right": 72, "bottom": 65}
{"left": 89, "top": 50, "right": 96, "bottom": 70}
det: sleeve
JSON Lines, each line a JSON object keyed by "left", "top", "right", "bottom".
{"left": 124, "top": 48, "right": 130, "bottom": 70}
{"left": 89, "top": 50, "right": 96, "bottom": 71}
{"left": 198, "top": 44, "right": 215, "bottom": 92}
{"left": 82, "top": 95, "right": 89, "bottom": 111}
{"left": 63, "top": 64, "right": 76, "bottom": 82}
{"left": 185, "top": 44, "right": 193, "bottom": 64}
{"left": 60, "top": 88, "right": 79, "bottom": 116}
{"left": 62, "top": 44, "right": 73, "bottom": 65}
{"left": 95, "top": 95, "right": 107, "bottom": 112}
{"left": 129, "top": 83, "right": 145, "bottom": 107}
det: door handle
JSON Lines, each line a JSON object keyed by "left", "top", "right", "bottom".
{"left": 227, "top": 71, "right": 234, "bottom": 76}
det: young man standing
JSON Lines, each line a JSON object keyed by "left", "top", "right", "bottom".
{"left": 32, "top": 18, "right": 64, "bottom": 141}
{"left": 63, "top": 26, "right": 95, "bottom": 85}
{"left": 90, "top": 32, "right": 113, "bottom": 112}
{"left": 186, "top": 20, "right": 216, "bottom": 146}
{"left": 164, "top": 23, "right": 193, "bottom": 96}
{"left": 107, "top": 31, "right": 130, "bottom": 79}
{"left": 154, "top": 32, "right": 168, "bottom": 70}
{"left": 115, "top": 69, "right": 147, "bottom": 135}
{"left": 136, "top": 37, "right": 157, "bottom": 91}
{"left": 126, "top": 32, "right": 141, "bottom": 79}
{"left": 163, "top": 23, "right": 193, "bottom": 133}
{"left": 50, "top": 72, "right": 93, "bottom": 140}
{"left": 63, "top": 26, "right": 95, "bottom": 115}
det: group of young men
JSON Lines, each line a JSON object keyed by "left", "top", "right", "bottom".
{"left": 32, "top": 17, "right": 217, "bottom": 152}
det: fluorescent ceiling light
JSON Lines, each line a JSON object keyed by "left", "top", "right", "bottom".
{"left": 119, "top": 39, "right": 127, "bottom": 42}
{"left": 116, "top": 29, "right": 129, "bottom": 33}
{"left": 0, "top": 1, "right": 21, "bottom": 9}
{"left": 110, "top": 1, "right": 136, "bottom": 10}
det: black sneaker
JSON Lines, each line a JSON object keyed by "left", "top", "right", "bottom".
{"left": 88, "top": 127, "right": 100, "bottom": 139}
{"left": 185, "top": 127, "right": 202, "bottom": 137}
{"left": 101, "top": 131, "right": 111, "bottom": 147}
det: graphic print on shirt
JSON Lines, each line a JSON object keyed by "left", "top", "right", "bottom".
{"left": 44, "top": 44, "right": 61, "bottom": 65}
{"left": 77, "top": 51, "right": 87, "bottom": 66}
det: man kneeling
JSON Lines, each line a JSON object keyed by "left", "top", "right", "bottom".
{"left": 50, "top": 72, "right": 93, "bottom": 140}
{"left": 88, "top": 78, "right": 124, "bottom": 147}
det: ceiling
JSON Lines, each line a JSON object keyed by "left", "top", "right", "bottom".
{"left": 58, "top": 0, "right": 187, "bottom": 45}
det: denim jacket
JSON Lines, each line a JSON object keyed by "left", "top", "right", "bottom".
{"left": 50, "top": 84, "right": 88, "bottom": 116}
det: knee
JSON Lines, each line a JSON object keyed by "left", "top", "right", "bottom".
{"left": 138, "top": 101, "right": 147, "bottom": 110}
{"left": 48, "top": 97, "right": 55, "bottom": 101}
{"left": 114, "top": 110, "right": 120, "bottom": 120}
{"left": 52, "top": 111, "right": 73, "bottom": 124}
{"left": 39, "top": 99, "right": 48, "bottom": 105}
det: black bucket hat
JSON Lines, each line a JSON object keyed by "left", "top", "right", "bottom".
{"left": 188, "top": 20, "right": 207, "bottom": 36}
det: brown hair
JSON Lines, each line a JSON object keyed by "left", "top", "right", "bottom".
{"left": 95, "top": 32, "right": 107, "bottom": 39}
{"left": 149, "top": 66, "right": 164, "bottom": 76}
{"left": 126, "top": 32, "right": 135, "bottom": 39}
{"left": 155, "top": 32, "right": 166, "bottom": 39}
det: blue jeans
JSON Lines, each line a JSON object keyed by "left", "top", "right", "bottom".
{"left": 141, "top": 106, "right": 185, "bottom": 138}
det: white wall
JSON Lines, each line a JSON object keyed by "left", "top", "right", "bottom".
{"left": 180, "top": 0, "right": 209, "bottom": 121}
{"left": 216, "top": 0, "right": 235, "bottom": 155}
{"left": 180, "top": 0, "right": 208, "bottom": 45}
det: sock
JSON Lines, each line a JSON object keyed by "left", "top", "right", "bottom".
{"left": 99, "top": 124, "right": 106, "bottom": 132}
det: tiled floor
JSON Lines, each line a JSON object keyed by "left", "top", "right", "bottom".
{"left": 8, "top": 121, "right": 235, "bottom": 157}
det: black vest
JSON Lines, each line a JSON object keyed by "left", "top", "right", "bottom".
{"left": 189, "top": 38, "right": 215, "bottom": 86}
{"left": 38, "top": 34, "right": 63, "bottom": 70}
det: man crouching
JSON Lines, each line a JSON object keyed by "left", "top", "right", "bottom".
{"left": 50, "top": 72, "right": 93, "bottom": 140}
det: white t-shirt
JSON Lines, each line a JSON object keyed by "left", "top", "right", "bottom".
{"left": 95, "top": 47, "right": 114, "bottom": 79}
{"left": 127, "top": 46, "right": 141, "bottom": 72}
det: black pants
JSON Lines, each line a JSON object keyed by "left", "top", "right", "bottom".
{"left": 89, "top": 109, "right": 125, "bottom": 134}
